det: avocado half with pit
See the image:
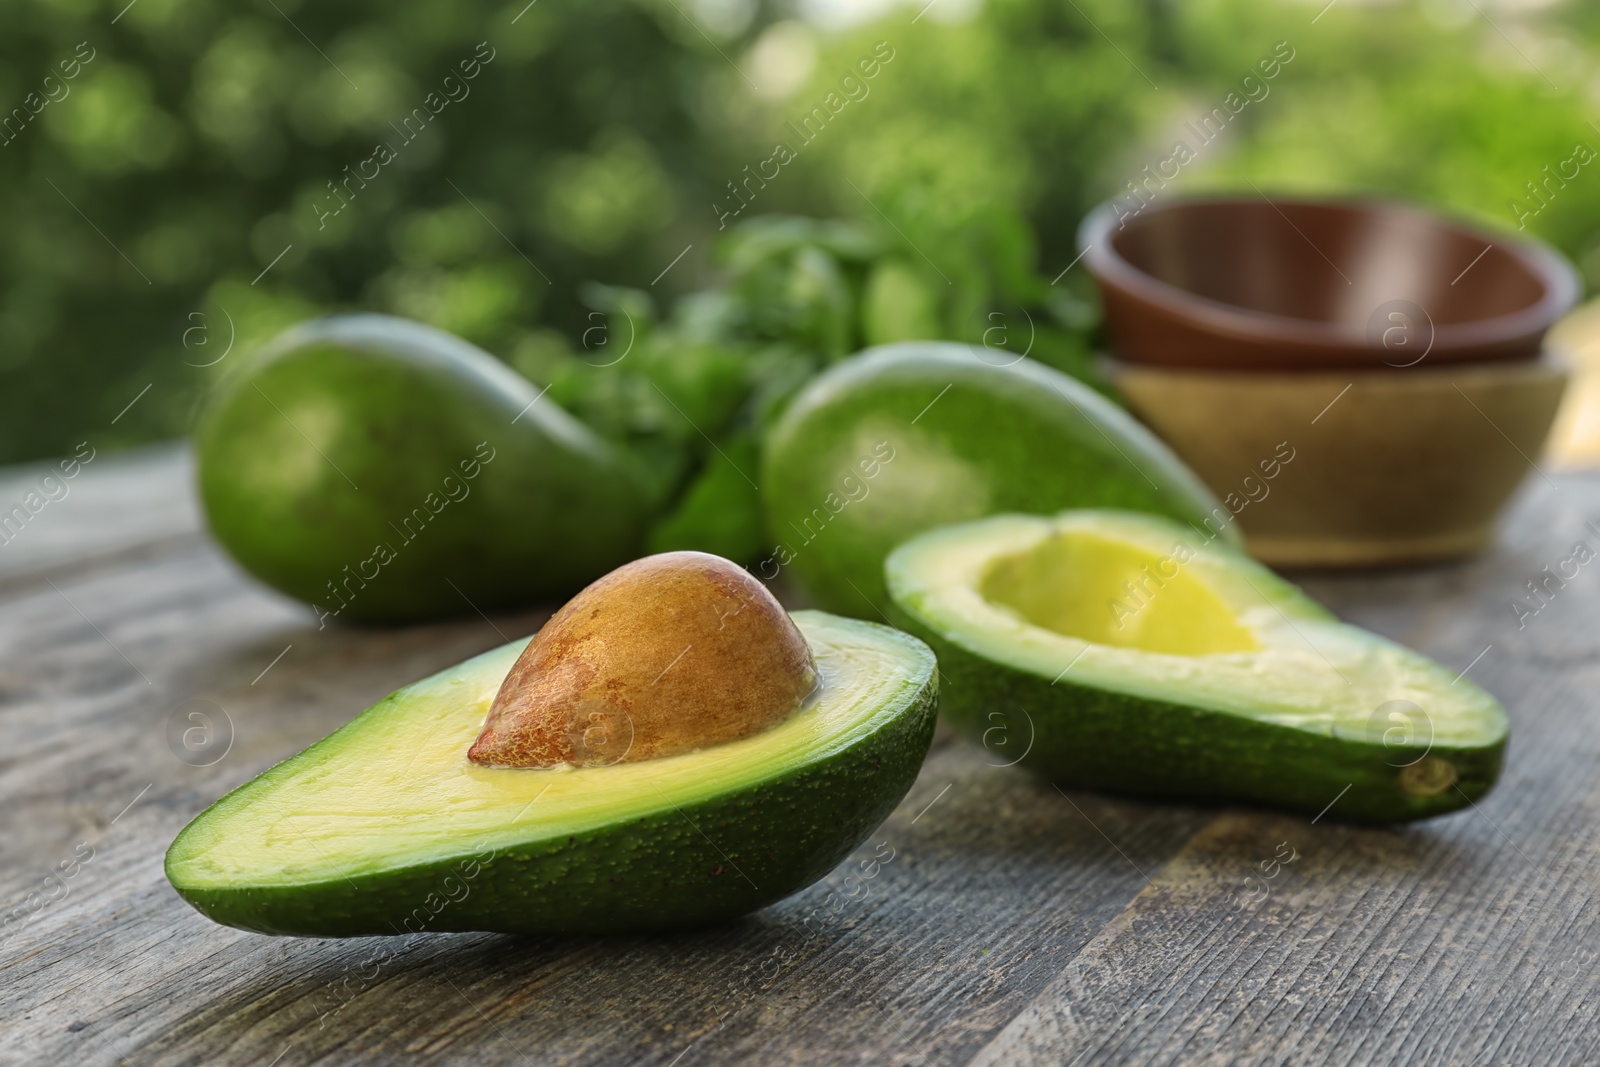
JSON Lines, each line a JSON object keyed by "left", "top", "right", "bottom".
{"left": 885, "top": 510, "right": 1508, "bottom": 823}
{"left": 166, "top": 553, "right": 937, "bottom": 936}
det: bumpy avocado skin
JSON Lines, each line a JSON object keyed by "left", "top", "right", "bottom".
{"left": 196, "top": 315, "right": 644, "bottom": 623}
{"left": 762, "top": 343, "right": 1234, "bottom": 619}
{"left": 890, "top": 610, "right": 1504, "bottom": 824}
{"left": 167, "top": 621, "right": 939, "bottom": 936}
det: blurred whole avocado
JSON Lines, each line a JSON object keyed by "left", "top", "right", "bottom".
{"left": 195, "top": 315, "right": 644, "bottom": 624}
{"left": 760, "top": 342, "right": 1236, "bottom": 618}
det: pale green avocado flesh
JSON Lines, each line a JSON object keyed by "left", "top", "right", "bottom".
{"left": 165, "top": 611, "right": 937, "bottom": 936}
{"left": 886, "top": 510, "right": 1508, "bottom": 823}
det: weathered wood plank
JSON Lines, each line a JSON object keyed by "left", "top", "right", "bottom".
{"left": 0, "top": 444, "right": 201, "bottom": 593}
{"left": 3, "top": 450, "right": 1599, "bottom": 1066}
{"left": 968, "top": 477, "right": 1600, "bottom": 1066}
{"left": 0, "top": 452, "right": 1191, "bottom": 1066}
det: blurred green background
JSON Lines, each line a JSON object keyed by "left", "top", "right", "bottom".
{"left": 4, "top": 0, "right": 1596, "bottom": 478}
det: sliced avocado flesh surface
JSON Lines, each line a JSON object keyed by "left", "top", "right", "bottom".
{"left": 166, "top": 611, "right": 937, "bottom": 936}
{"left": 885, "top": 510, "right": 1507, "bottom": 823}
{"left": 979, "top": 529, "right": 1261, "bottom": 656}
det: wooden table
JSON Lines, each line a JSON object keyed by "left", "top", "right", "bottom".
{"left": 2, "top": 445, "right": 1594, "bottom": 1066}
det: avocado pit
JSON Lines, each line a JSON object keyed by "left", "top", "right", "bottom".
{"left": 468, "top": 552, "right": 818, "bottom": 768}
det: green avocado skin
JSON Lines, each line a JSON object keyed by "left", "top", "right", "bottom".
{"left": 893, "top": 613, "right": 1503, "bottom": 824}
{"left": 196, "top": 315, "right": 643, "bottom": 623}
{"left": 168, "top": 668, "right": 937, "bottom": 937}
{"left": 761, "top": 343, "right": 1235, "bottom": 619}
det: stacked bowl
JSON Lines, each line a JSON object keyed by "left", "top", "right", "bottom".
{"left": 1081, "top": 196, "right": 1581, "bottom": 566}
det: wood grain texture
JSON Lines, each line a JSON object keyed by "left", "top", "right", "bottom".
{"left": 0, "top": 444, "right": 201, "bottom": 594}
{"left": 2, "top": 450, "right": 1596, "bottom": 1066}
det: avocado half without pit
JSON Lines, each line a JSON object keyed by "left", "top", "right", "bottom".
{"left": 165, "top": 553, "right": 937, "bottom": 936}
{"left": 886, "top": 510, "right": 1508, "bottom": 824}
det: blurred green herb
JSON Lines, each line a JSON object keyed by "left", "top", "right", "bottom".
{"left": 525, "top": 209, "right": 1103, "bottom": 560}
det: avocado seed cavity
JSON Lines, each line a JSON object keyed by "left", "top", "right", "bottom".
{"left": 468, "top": 552, "right": 819, "bottom": 769}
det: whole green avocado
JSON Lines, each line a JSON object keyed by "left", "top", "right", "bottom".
{"left": 760, "top": 342, "right": 1237, "bottom": 618}
{"left": 196, "top": 314, "right": 644, "bottom": 624}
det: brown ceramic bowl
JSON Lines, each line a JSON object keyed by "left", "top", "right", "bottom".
{"left": 1081, "top": 196, "right": 1580, "bottom": 370}
{"left": 1109, "top": 350, "right": 1569, "bottom": 566}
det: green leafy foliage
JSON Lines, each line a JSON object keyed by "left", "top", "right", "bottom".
{"left": 2, "top": 0, "right": 1594, "bottom": 495}
{"left": 1163, "top": 0, "right": 1600, "bottom": 273}
{"left": 529, "top": 210, "right": 1095, "bottom": 559}
{"left": 0, "top": 0, "right": 753, "bottom": 462}
{"left": 790, "top": 0, "right": 1595, "bottom": 277}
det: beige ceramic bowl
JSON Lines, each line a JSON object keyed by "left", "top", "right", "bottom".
{"left": 1110, "top": 352, "right": 1569, "bottom": 566}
